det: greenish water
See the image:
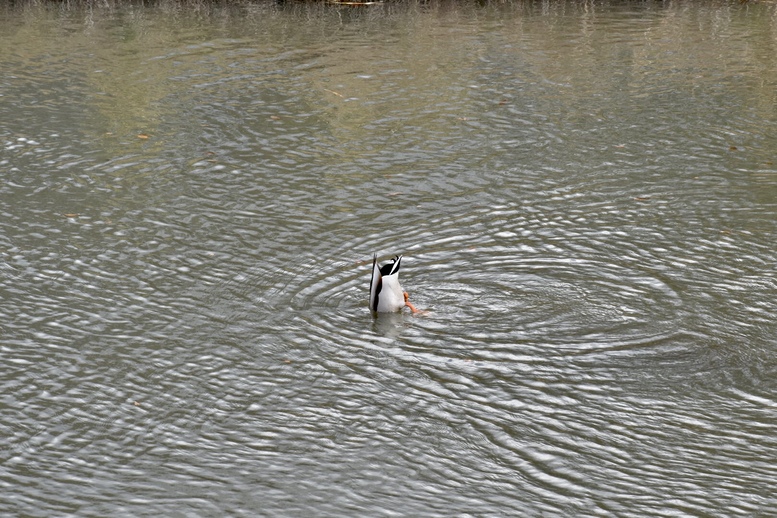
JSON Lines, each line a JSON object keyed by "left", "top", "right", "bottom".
{"left": 2, "top": 1, "right": 776, "bottom": 516}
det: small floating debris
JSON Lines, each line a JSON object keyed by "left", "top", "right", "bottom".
{"left": 324, "top": 88, "right": 344, "bottom": 98}
{"left": 328, "top": 1, "right": 383, "bottom": 5}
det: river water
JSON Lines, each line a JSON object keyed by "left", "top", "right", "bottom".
{"left": 2, "top": 1, "right": 776, "bottom": 516}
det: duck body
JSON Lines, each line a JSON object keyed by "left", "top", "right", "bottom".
{"left": 369, "top": 254, "right": 406, "bottom": 313}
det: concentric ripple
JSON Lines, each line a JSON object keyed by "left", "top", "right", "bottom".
{"left": 3, "top": 2, "right": 777, "bottom": 517}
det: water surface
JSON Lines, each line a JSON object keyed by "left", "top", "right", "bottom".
{"left": 2, "top": 1, "right": 777, "bottom": 516}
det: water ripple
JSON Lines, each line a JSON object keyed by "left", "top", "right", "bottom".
{"left": 3, "top": 2, "right": 777, "bottom": 517}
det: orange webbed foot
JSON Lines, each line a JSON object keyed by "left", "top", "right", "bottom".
{"left": 403, "top": 291, "right": 425, "bottom": 314}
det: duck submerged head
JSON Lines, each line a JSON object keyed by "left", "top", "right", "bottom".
{"left": 369, "top": 253, "right": 420, "bottom": 314}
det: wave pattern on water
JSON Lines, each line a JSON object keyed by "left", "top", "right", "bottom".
{"left": 2, "top": 2, "right": 777, "bottom": 517}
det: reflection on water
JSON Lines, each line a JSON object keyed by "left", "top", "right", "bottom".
{"left": 2, "top": 1, "right": 777, "bottom": 516}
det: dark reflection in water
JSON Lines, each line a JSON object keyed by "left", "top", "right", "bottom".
{"left": 2, "top": 1, "right": 777, "bottom": 516}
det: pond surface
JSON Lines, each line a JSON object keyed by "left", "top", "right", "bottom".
{"left": 2, "top": 1, "right": 777, "bottom": 516}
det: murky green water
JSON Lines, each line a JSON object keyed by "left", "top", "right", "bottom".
{"left": 2, "top": 1, "right": 776, "bottom": 516}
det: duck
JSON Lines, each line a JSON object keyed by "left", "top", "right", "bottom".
{"left": 369, "top": 253, "right": 420, "bottom": 313}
